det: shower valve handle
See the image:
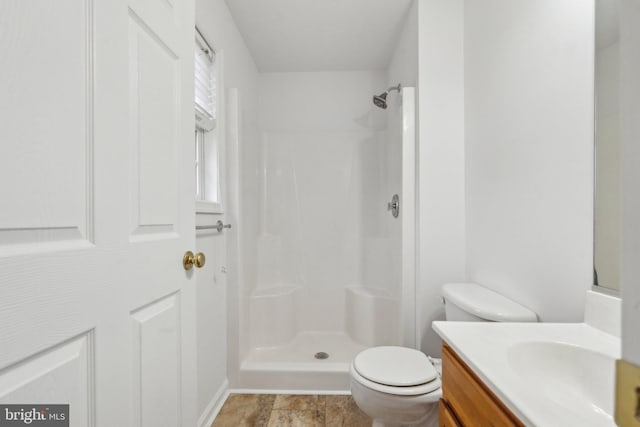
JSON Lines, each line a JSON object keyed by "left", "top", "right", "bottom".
{"left": 387, "top": 194, "right": 400, "bottom": 218}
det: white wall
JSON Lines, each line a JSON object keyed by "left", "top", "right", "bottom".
{"left": 417, "top": 0, "right": 467, "bottom": 356}
{"left": 195, "top": 0, "right": 260, "bottom": 408}
{"left": 620, "top": 0, "right": 640, "bottom": 367}
{"left": 195, "top": 226, "right": 227, "bottom": 424}
{"left": 387, "top": 0, "right": 418, "bottom": 89}
{"left": 259, "top": 71, "right": 387, "bottom": 132}
{"left": 464, "top": 0, "right": 594, "bottom": 322}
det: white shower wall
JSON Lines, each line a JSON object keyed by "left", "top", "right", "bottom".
{"left": 254, "top": 70, "right": 401, "bottom": 342}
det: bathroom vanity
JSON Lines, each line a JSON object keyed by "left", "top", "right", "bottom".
{"left": 433, "top": 316, "right": 620, "bottom": 427}
{"left": 439, "top": 344, "right": 523, "bottom": 427}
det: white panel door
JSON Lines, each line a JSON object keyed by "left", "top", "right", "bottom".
{"left": 0, "top": 0, "right": 196, "bottom": 426}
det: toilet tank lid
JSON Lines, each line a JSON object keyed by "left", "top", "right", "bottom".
{"left": 442, "top": 282, "right": 538, "bottom": 322}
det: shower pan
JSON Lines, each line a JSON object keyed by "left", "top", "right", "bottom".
{"left": 233, "top": 82, "right": 416, "bottom": 391}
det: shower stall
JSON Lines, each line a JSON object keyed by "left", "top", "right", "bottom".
{"left": 230, "top": 71, "right": 416, "bottom": 391}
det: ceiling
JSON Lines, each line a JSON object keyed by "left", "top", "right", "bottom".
{"left": 225, "top": 0, "right": 413, "bottom": 72}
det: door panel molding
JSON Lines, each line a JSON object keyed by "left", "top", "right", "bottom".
{"left": 131, "top": 292, "right": 181, "bottom": 427}
{"left": 0, "top": 331, "right": 95, "bottom": 427}
{"left": 128, "top": 9, "right": 181, "bottom": 241}
{"left": 0, "top": 0, "right": 95, "bottom": 253}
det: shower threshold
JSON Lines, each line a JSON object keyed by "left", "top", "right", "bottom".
{"left": 238, "top": 331, "right": 366, "bottom": 392}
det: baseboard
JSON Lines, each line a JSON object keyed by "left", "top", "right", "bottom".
{"left": 198, "top": 379, "right": 230, "bottom": 427}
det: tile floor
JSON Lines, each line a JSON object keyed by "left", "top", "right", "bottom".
{"left": 211, "top": 394, "right": 372, "bottom": 427}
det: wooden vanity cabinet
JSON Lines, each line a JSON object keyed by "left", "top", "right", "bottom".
{"left": 439, "top": 344, "right": 524, "bottom": 427}
{"left": 439, "top": 399, "right": 462, "bottom": 427}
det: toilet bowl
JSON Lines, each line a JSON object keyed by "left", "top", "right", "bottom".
{"left": 350, "top": 346, "right": 441, "bottom": 427}
{"left": 349, "top": 282, "right": 538, "bottom": 426}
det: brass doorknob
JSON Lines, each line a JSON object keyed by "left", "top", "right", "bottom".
{"left": 194, "top": 252, "right": 206, "bottom": 268}
{"left": 183, "top": 251, "right": 206, "bottom": 270}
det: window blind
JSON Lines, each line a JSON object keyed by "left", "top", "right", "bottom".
{"left": 195, "top": 31, "right": 216, "bottom": 131}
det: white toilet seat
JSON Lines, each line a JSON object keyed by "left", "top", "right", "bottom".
{"left": 353, "top": 346, "right": 438, "bottom": 386}
{"left": 350, "top": 346, "right": 441, "bottom": 397}
{"left": 350, "top": 362, "right": 442, "bottom": 397}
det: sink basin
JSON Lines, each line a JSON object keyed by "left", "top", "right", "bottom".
{"left": 433, "top": 322, "right": 621, "bottom": 426}
{"left": 507, "top": 341, "right": 616, "bottom": 423}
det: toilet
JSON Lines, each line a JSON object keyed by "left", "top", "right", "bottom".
{"left": 349, "top": 282, "right": 538, "bottom": 427}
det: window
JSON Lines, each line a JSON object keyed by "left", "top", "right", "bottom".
{"left": 194, "top": 28, "right": 220, "bottom": 205}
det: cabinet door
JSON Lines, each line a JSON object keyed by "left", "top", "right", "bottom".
{"left": 439, "top": 400, "right": 462, "bottom": 427}
{"left": 442, "top": 345, "right": 523, "bottom": 427}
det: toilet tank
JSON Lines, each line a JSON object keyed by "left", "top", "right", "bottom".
{"left": 442, "top": 282, "right": 538, "bottom": 322}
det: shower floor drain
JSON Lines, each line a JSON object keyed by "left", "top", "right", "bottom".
{"left": 314, "top": 352, "right": 329, "bottom": 360}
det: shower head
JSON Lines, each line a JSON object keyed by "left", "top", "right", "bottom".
{"left": 372, "top": 84, "right": 402, "bottom": 109}
{"left": 373, "top": 92, "right": 388, "bottom": 109}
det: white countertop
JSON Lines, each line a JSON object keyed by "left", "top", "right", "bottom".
{"left": 433, "top": 321, "right": 621, "bottom": 427}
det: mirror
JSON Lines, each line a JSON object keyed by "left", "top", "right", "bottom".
{"left": 594, "top": 0, "right": 620, "bottom": 291}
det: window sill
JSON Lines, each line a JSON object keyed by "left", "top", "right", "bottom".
{"left": 196, "top": 200, "right": 223, "bottom": 214}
